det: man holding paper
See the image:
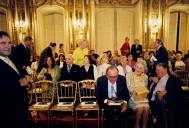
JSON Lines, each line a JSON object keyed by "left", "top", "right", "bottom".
{"left": 96, "top": 65, "right": 130, "bottom": 128}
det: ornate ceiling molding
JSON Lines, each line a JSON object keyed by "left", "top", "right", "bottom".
{"left": 0, "top": 0, "right": 8, "bottom": 8}
{"left": 95, "top": 0, "right": 139, "bottom": 7}
{"left": 32, "top": 0, "right": 66, "bottom": 8}
{"left": 166, "top": 0, "right": 189, "bottom": 6}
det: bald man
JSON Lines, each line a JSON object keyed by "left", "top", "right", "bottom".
{"left": 59, "top": 54, "right": 80, "bottom": 82}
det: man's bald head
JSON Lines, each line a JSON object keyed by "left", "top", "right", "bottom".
{"left": 65, "top": 54, "right": 74, "bottom": 65}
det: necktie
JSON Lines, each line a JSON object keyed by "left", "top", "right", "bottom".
{"left": 148, "top": 83, "right": 157, "bottom": 100}
{"left": 111, "top": 85, "right": 116, "bottom": 99}
{"left": 68, "top": 65, "right": 71, "bottom": 73}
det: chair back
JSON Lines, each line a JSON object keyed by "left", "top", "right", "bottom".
{"left": 57, "top": 80, "right": 77, "bottom": 103}
{"left": 174, "top": 70, "right": 189, "bottom": 86}
{"left": 33, "top": 80, "right": 54, "bottom": 103}
{"left": 78, "top": 80, "right": 96, "bottom": 102}
{"left": 174, "top": 66, "right": 186, "bottom": 71}
{"left": 27, "top": 82, "right": 34, "bottom": 105}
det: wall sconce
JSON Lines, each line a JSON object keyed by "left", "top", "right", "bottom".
{"left": 15, "top": 20, "right": 25, "bottom": 28}
{"left": 15, "top": 20, "right": 27, "bottom": 41}
{"left": 73, "top": 18, "right": 84, "bottom": 29}
{"left": 149, "top": 17, "right": 160, "bottom": 34}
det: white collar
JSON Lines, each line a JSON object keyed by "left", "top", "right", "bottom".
{"left": 0, "top": 56, "right": 9, "bottom": 62}
{"left": 108, "top": 80, "right": 116, "bottom": 86}
{"left": 156, "top": 45, "right": 162, "bottom": 50}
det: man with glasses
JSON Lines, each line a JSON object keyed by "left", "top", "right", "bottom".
{"left": 96, "top": 65, "right": 130, "bottom": 128}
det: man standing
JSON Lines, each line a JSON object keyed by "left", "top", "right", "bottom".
{"left": 37, "top": 42, "right": 56, "bottom": 73}
{"left": 96, "top": 66, "right": 130, "bottom": 128}
{"left": 0, "top": 31, "right": 32, "bottom": 128}
{"left": 11, "top": 36, "right": 32, "bottom": 75}
{"left": 153, "top": 39, "right": 168, "bottom": 65}
{"left": 131, "top": 39, "right": 142, "bottom": 61}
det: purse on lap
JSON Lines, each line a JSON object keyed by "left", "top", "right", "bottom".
{"left": 133, "top": 86, "right": 149, "bottom": 101}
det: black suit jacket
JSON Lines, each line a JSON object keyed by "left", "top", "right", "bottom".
{"left": 11, "top": 43, "right": 31, "bottom": 75}
{"left": 165, "top": 75, "right": 183, "bottom": 111}
{"left": 155, "top": 46, "right": 168, "bottom": 65}
{"left": 149, "top": 75, "right": 183, "bottom": 112}
{"left": 96, "top": 75, "right": 130, "bottom": 108}
{"left": 0, "top": 59, "right": 28, "bottom": 128}
{"left": 80, "top": 64, "right": 95, "bottom": 80}
{"left": 37, "top": 46, "right": 53, "bottom": 73}
{"left": 131, "top": 44, "right": 142, "bottom": 60}
{"left": 59, "top": 64, "right": 80, "bottom": 82}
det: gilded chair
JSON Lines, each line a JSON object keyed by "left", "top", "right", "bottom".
{"left": 50, "top": 80, "right": 77, "bottom": 128}
{"left": 29, "top": 80, "right": 54, "bottom": 128}
{"left": 174, "top": 66, "right": 186, "bottom": 71}
{"left": 174, "top": 70, "right": 189, "bottom": 86}
{"left": 75, "top": 80, "right": 99, "bottom": 128}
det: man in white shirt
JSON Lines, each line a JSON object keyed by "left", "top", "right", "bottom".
{"left": 0, "top": 31, "right": 32, "bottom": 128}
{"left": 148, "top": 63, "right": 183, "bottom": 128}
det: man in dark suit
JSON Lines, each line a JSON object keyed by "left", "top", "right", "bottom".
{"left": 96, "top": 66, "right": 130, "bottom": 128}
{"left": 11, "top": 36, "right": 32, "bottom": 75}
{"left": 0, "top": 31, "right": 32, "bottom": 128}
{"left": 59, "top": 54, "right": 80, "bottom": 82}
{"left": 131, "top": 39, "right": 142, "bottom": 61}
{"left": 148, "top": 63, "right": 183, "bottom": 128}
{"left": 154, "top": 39, "right": 168, "bottom": 65}
{"left": 37, "top": 42, "right": 56, "bottom": 73}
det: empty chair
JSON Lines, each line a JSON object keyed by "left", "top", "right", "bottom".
{"left": 50, "top": 80, "right": 77, "bottom": 128}
{"left": 75, "top": 80, "right": 99, "bottom": 128}
{"left": 29, "top": 80, "right": 54, "bottom": 128}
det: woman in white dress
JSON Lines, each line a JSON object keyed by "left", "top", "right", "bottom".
{"left": 126, "top": 62, "right": 149, "bottom": 128}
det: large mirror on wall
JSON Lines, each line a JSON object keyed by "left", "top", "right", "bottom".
{"left": 0, "top": 7, "right": 7, "bottom": 32}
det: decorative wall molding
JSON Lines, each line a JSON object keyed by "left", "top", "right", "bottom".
{"left": 32, "top": 0, "right": 66, "bottom": 7}
{"left": 166, "top": 0, "right": 189, "bottom": 6}
{"left": 0, "top": 0, "right": 7, "bottom": 8}
{"left": 95, "top": 0, "right": 139, "bottom": 7}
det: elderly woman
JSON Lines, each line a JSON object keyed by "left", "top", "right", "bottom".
{"left": 120, "top": 56, "right": 133, "bottom": 75}
{"left": 126, "top": 62, "right": 149, "bottom": 128}
{"left": 175, "top": 52, "right": 186, "bottom": 69}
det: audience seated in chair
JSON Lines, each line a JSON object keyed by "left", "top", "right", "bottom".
{"left": 59, "top": 54, "right": 80, "bottom": 82}
{"left": 126, "top": 62, "right": 149, "bottom": 128}
{"left": 37, "top": 56, "right": 60, "bottom": 82}
{"left": 120, "top": 56, "right": 133, "bottom": 76}
{"left": 96, "top": 66, "right": 130, "bottom": 128}
{"left": 148, "top": 63, "right": 184, "bottom": 128}
{"left": 97, "top": 53, "right": 111, "bottom": 77}
{"left": 56, "top": 54, "right": 65, "bottom": 68}
{"left": 80, "top": 55, "right": 98, "bottom": 81}
{"left": 175, "top": 52, "right": 186, "bottom": 69}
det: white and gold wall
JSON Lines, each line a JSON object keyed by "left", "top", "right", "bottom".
{"left": 0, "top": 0, "right": 189, "bottom": 55}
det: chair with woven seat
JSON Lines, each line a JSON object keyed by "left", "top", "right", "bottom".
{"left": 29, "top": 80, "right": 54, "bottom": 128}
{"left": 75, "top": 79, "right": 99, "bottom": 128}
{"left": 50, "top": 80, "right": 77, "bottom": 128}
